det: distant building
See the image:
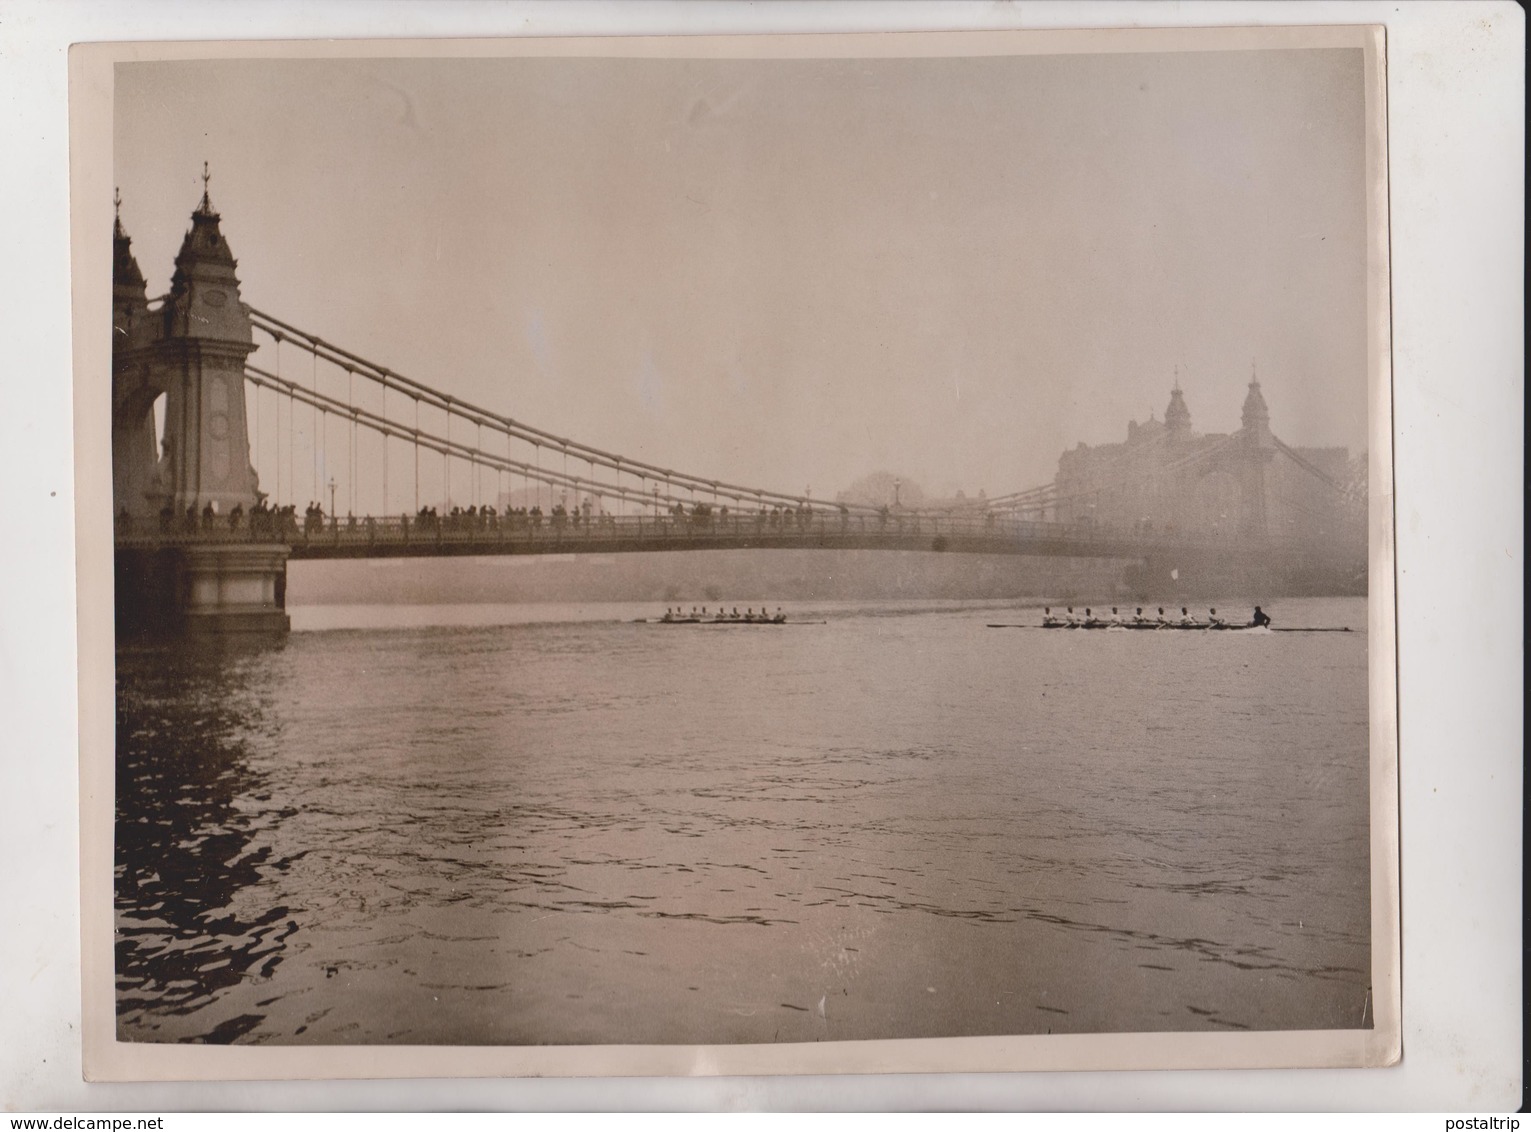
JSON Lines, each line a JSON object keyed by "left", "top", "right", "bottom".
{"left": 1050, "top": 379, "right": 1358, "bottom": 550}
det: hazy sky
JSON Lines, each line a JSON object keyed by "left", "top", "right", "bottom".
{"left": 115, "top": 47, "right": 1369, "bottom": 508}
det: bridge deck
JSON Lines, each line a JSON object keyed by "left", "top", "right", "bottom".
{"left": 115, "top": 512, "right": 1338, "bottom": 566}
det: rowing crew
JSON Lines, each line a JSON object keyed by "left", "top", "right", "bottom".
{"left": 1041, "top": 605, "right": 1272, "bottom": 629}
{"left": 660, "top": 606, "right": 787, "bottom": 624}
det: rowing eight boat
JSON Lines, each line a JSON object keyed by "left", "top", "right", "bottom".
{"left": 984, "top": 623, "right": 1351, "bottom": 632}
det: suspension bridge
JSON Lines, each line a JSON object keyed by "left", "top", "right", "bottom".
{"left": 111, "top": 181, "right": 1362, "bottom": 635}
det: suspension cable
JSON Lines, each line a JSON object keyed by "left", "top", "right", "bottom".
{"left": 247, "top": 312, "right": 1337, "bottom": 528}
{"left": 1272, "top": 438, "right": 1348, "bottom": 493}
{"left": 249, "top": 309, "right": 881, "bottom": 515}
{"left": 243, "top": 365, "right": 689, "bottom": 511}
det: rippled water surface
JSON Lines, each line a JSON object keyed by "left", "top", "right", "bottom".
{"left": 115, "top": 597, "right": 1370, "bottom": 1044}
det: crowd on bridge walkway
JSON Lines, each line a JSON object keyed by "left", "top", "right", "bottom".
{"left": 112, "top": 499, "right": 355, "bottom": 539}
{"left": 115, "top": 495, "right": 1039, "bottom": 543}
{"left": 403, "top": 502, "right": 623, "bottom": 536}
{"left": 116, "top": 496, "right": 887, "bottom": 538}
{"left": 112, "top": 499, "right": 296, "bottom": 537}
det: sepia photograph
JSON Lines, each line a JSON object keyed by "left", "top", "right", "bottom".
{"left": 77, "top": 24, "right": 1398, "bottom": 1076}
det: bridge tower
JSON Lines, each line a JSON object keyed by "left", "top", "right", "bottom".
{"left": 1164, "top": 381, "right": 1192, "bottom": 438}
{"left": 113, "top": 173, "right": 290, "bottom": 637}
{"left": 111, "top": 195, "right": 165, "bottom": 516}
{"left": 1236, "top": 371, "right": 1276, "bottom": 540}
{"left": 154, "top": 172, "right": 264, "bottom": 515}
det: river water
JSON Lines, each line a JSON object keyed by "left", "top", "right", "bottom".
{"left": 114, "top": 597, "right": 1371, "bottom": 1045}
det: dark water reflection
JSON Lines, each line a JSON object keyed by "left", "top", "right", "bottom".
{"left": 115, "top": 642, "right": 303, "bottom": 1042}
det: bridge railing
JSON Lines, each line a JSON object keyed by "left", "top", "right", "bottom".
{"left": 114, "top": 509, "right": 1265, "bottom": 556}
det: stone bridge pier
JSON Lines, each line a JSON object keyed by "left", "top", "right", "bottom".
{"left": 115, "top": 544, "right": 291, "bottom": 638}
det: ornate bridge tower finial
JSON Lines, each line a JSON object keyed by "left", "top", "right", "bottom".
{"left": 197, "top": 161, "right": 215, "bottom": 215}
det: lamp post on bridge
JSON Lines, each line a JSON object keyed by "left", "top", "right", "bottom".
{"left": 328, "top": 477, "right": 337, "bottom": 531}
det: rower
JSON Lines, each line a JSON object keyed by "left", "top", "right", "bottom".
{"left": 1065, "top": 605, "right": 1078, "bottom": 627}
{"left": 1251, "top": 605, "right": 1272, "bottom": 628}
{"left": 1109, "top": 606, "right": 1122, "bottom": 626}
{"left": 1133, "top": 606, "right": 1147, "bottom": 625}
{"left": 1208, "top": 607, "right": 1225, "bottom": 628}
{"left": 1042, "top": 606, "right": 1060, "bottom": 628}
{"left": 1179, "top": 606, "right": 1194, "bottom": 627}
